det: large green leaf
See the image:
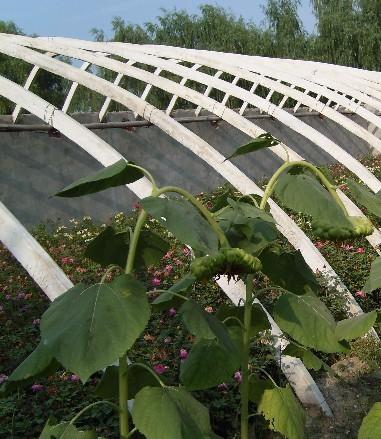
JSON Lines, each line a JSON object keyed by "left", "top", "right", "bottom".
{"left": 248, "top": 375, "right": 275, "bottom": 404}
{"left": 274, "top": 170, "right": 350, "bottom": 226}
{"left": 0, "top": 341, "right": 58, "bottom": 396}
{"left": 40, "top": 275, "right": 150, "bottom": 382}
{"left": 364, "top": 256, "right": 381, "bottom": 293}
{"left": 209, "top": 189, "right": 231, "bottom": 213}
{"left": 133, "top": 386, "right": 220, "bottom": 439}
{"left": 39, "top": 418, "right": 97, "bottom": 438}
{"left": 180, "top": 338, "right": 240, "bottom": 390}
{"left": 141, "top": 197, "right": 219, "bottom": 254}
{"left": 274, "top": 293, "right": 345, "bottom": 353}
{"left": 216, "top": 303, "right": 271, "bottom": 337}
{"left": 179, "top": 300, "right": 234, "bottom": 347}
{"left": 223, "top": 133, "right": 279, "bottom": 162}
{"left": 347, "top": 178, "right": 381, "bottom": 218}
{"left": 335, "top": 311, "right": 378, "bottom": 341}
{"left": 136, "top": 231, "right": 170, "bottom": 267}
{"left": 257, "top": 385, "right": 306, "bottom": 439}
{"left": 152, "top": 274, "right": 196, "bottom": 311}
{"left": 260, "top": 248, "right": 320, "bottom": 295}
{"left": 85, "top": 227, "right": 169, "bottom": 269}
{"left": 55, "top": 160, "right": 143, "bottom": 197}
{"left": 179, "top": 300, "right": 241, "bottom": 389}
{"left": 358, "top": 402, "right": 381, "bottom": 439}
{"left": 215, "top": 199, "right": 277, "bottom": 255}
{"left": 282, "top": 344, "right": 323, "bottom": 371}
{"left": 84, "top": 227, "right": 129, "bottom": 268}
{"left": 215, "top": 198, "right": 275, "bottom": 226}
{"left": 95, "top": 363, "right": 162, "bottom": 400}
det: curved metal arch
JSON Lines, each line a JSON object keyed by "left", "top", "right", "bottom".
{"left": 195, "top": 49, "right": 381, "bottom": 120}
{"left": 242, "top": 55, "right": 381, "bottom": 86}
{"left": 7, "top": 35, "right": 380, "bottom": 195}
{"left": 245, "top": 56, "right": 381, "bottom": 101}
{"left": 0, "top": 77, "right": 334, "bottom": 414}
{"left": 5, "top": 37, "right": 381, "bottom": 255}
{"left": 39, "top": 38, "right": 381, "bottom": 151}
{"left": 0, "top": 74, "right": 153, "bottom": 199}
{"left": 0, "top": 201, "right": 73, "bottom": 299}
{"left": 123, "top": 43, "right": 381, "bottom": 136}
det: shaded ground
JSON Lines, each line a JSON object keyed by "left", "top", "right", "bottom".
{"left": 305, "top": 357, "right": 381, "bottom": 439}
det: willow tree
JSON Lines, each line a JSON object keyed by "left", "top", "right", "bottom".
{"left": 0, "top": 20, "right": 70, "bottom": 115}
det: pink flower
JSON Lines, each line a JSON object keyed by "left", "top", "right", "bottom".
{"left": 355, "top": 290, "right": 366, "bottom": 298}
{"left": 132, "top": 201, "right": 141, "bottom": 210}
{"left": 0, "top": 374, "right": 8, "bottom": 384}
{"left": 70, "top": 374, "right": 80, "bottom": 382}
{"left": 217, "top": 383, "right": 228, "bottom": 391}
{"left": 164, "top": 336, "right": 172, "bottom": 344}
{"left": 163, "top": 251, "right": 174, "bottom": 260}
{"left": 5, "top": 294, "right": 11, "bottom": 300}
{"left": 174, "top": 258, "right": 183, "bottom": 266}
{"left": 234, "top": 371, "right": 242, "bottom": 383}
{"left": 31, "top": 384, "right": 44, "bottom": 392}
{"left": 314, "top": 241, "right": 325, "bottom": 249}
{"left": 151, "top": 277, "right": 161, "bottom": 287}
{"left": 356, "top": 247, "right": 365, "bottom": 254}
{"left": 153, "top": 270, "right": 162, "bottom": 278}
{"left": 32, "top": 319, "right": 40, "bottom": 326}
{"left": 179, "top": 349, "right": 188, "bottom": 361}
{"left": 153, "top": 364, "right": 168, "bottom": 375}
{"left": 182, "top": 246, "right": 191, "bottom": 256}
{"left": 168, "top": 308, "right": 177, "bottom": 317}
{"left": 61, "top": 257, "right": 74, "bottom": 265}
{"left": 164, "top": 265, "right": 173, "bottom": 274}
{"left": 341, "top": 244, "right": 354, "bottom": 251}
{"left": 204, "top": 306, "right": 214, "bottom": 313}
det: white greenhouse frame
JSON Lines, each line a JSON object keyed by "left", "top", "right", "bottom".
{"left": 2, "top": 34, "right": 381, "bottom": 417}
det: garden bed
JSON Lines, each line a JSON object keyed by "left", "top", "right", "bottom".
{"left": 1, "top": 155, "right": 381, "bottom": 438}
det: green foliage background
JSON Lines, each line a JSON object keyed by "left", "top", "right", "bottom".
{"left": 1, "top": 0, "right": 381, "bottom": 113}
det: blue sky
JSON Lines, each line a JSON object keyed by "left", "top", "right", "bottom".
{"left": 3, "top": 0, "right": 315, "bottom": 40}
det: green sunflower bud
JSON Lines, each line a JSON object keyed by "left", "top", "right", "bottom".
{"left": 312, "top": 216, "right": 373, "bottom": 241}
{"left": 190, "top": 248, "right": 262, "bottom": 281}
